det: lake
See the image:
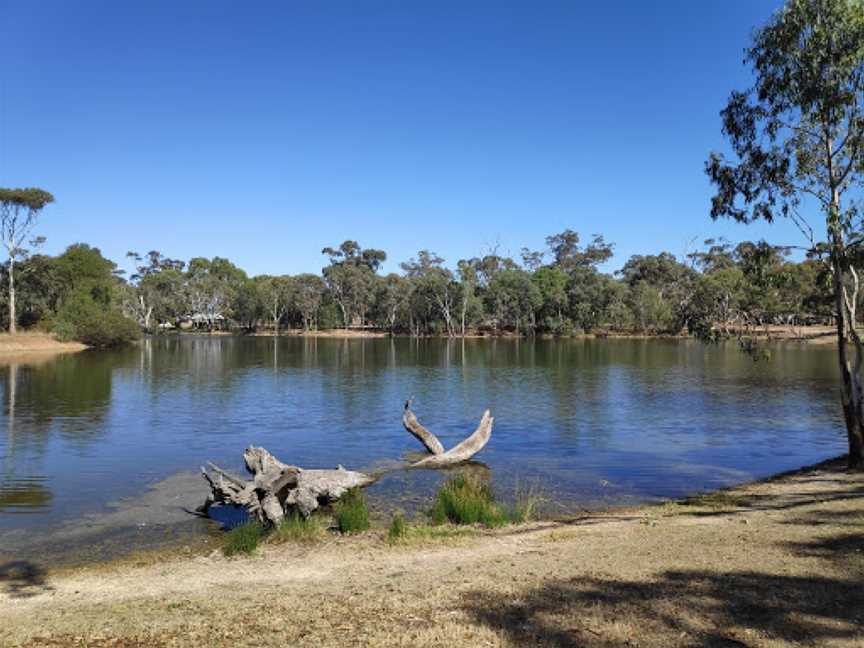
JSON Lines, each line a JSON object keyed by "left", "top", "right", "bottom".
{"left": 0, "top": 335, "right": 846, "bottom": 560}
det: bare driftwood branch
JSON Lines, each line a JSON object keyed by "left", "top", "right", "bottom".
{"left": 409, "top": 410, "right": 494, "bottom": 468}
{"left": 402, "top": 398, "right": 445, "bottom": 455}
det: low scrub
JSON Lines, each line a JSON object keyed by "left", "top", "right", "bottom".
{"left": 334, "top": 488, "right": 370, "bottom": 534}
{"left": 222, "top": 521, "right": 266, "bottom": 556}
{"left": 428, "top": 474, "right": 544, "bottom": 528}
{"left": 428, "top": 473, "right": 509, "bottom": 528}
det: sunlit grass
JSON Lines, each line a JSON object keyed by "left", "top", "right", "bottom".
{"left": 222, "top": 521, "right": 266, "bottom": 556}
{"left": 269, "top": 512, "right": 326, "bottom": 544}
{"left": 428, "top": 473, "right": 509, "bottom": 528}
{"left": 335, "top": 488, "right": 370, "bottom": 534}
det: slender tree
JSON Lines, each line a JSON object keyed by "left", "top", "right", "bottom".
{"left": 0, "top": 188, "right": 54, "bottom": 333}
{"left": 706, "top": 0, "right": 864, "bottom": 468}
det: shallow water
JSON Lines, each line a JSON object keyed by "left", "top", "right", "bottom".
{"left": 0, "top": 336, "right": 846, "bottom": 553}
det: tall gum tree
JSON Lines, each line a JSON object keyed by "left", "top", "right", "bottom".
{"left": 0, "top": 189, "right": 54, "bottom": 334}
{"left": 706, "top": 0, "right": 864, "bottom": 469}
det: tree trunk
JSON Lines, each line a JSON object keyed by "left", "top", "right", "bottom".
{"left": 8, "top": 256, "right": 15, "bottom": 335}
{"left": 833, "top": 262, "right": 864, "bottom": 469}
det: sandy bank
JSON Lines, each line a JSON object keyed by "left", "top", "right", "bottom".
{"left": 0, "top": 333, "right": 86, "bottom": 363}
{"left": 1, "top": 458, "right": 862, "bottom": 647}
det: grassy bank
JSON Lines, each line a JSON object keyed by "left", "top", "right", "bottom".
{"left": 1, "top": 457, "right": 862, "bottom": 647}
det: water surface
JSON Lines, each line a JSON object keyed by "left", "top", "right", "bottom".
{"left": 0, "top": 336, "right": 845, "bottom": 555}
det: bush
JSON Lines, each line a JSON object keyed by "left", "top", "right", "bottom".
{"left": 428, "top": 473, "right": 509, "bottom": 528}
{"left": 223, "top": 521, "right": 266, "bottom": 556}
{"left": 387, "top": 511, "right": 408, "bottom": 544}
{"left": 334, "top": 488, "right": 370, "bottom": 534}
{"left": 269, "top": 512, "right": 325, "bottom": 544}
{"left": 54, "top": 290, "right": 139, "bottom": 347}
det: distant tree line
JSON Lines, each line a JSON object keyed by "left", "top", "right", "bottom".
{"left": 0, "top": 225, "right": 837, "bottom": 343}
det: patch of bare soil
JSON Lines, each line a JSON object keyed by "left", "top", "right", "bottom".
{"left": 1, "top": 459, "right": 862, "bottom": 647}
{"left": 0, "top": 333, "right": 86, "bottom": 360}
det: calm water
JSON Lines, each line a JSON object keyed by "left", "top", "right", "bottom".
{"left": 0, "top": 336, "right": 846, "bottom": 538}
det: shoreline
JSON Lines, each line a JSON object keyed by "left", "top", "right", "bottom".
{"left": 0, "top": 332, "right": 87, "bottom": 359}
{"left": 223, "top": 324, "right": 839, "bottom": 344}
{"left": 2, "top": 455, "right": 861, "bottom": 646}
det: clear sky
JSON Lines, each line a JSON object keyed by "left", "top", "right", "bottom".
{"left": 1, "top": 0, "right": 802, "bottom": 277}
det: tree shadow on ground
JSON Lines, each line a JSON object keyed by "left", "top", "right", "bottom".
{"left": 0, "top": 561, "right": 52, "bottom": 598}
{"left": 462, "top": 569, "right": 864, "bottom": 647}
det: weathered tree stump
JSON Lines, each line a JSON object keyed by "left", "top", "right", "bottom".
{"left": 200, "top": 401, "right": 493, "bottom": 523}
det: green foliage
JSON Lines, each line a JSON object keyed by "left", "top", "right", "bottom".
{"left": 387, "top": 511, "right": 408, "bottom": 544}
{"left": 334, "top": 488, "right": 370, "bottom": 534}
{"left": 222, "top": 521, "right": 266, "bottom": 556}
{"left": 269, "top": 512, "right": 325, "bottom": 544}
{"left": 428, "top": 473, "right": 509, "bottom": 528}
{"left": 0, "top": 188, "right": 54, "bottom": 211}
{"left": 54, "top": 290, "right": 140, "bottom": 347}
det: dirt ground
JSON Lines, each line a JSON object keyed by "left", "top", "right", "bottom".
{"left": 1, "top": 459, "right": 862, "bottom": 647}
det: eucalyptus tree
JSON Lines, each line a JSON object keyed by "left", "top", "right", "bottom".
{"left": 183, "top": 257, "right": 247, "bottom": 329}
{"left": 256, "top": 275, "right": 294, "bottom": 334}
{"left": 374, "top": 273, "right": 412, "bottom": 333}
{"left": 293, "top": 273, "right": 326, "bottom": 331}
{"left": 457, "top": 259, "right": 484, "bottom": 335}
{"left": 706, "top": 0, "right": 864, "bottom": 467}
{"left": 125, "top": 251, "right": 186, "bottom": 330}
{"left": 400, "top": 250, "right": 461, "bottom": 336}
{"left": 485, "top": 268, "right": 542, "bottom": 333}
{"left": 321, "top": 240, "right": 386, "bottom": 328}
{"left": 0, "top": 188, "right": 54, "bottom": 333}
{"left": 546, "top": 229, "right": 614, "bottom": 271}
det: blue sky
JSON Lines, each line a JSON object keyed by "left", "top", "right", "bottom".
{"left": 0, "top": 0, "right": 802, "bottom": 276}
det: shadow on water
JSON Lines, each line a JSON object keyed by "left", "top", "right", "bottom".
{"left": 0, "top": 561, "right": 52, "bottom": 598}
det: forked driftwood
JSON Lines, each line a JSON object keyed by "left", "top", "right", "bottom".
{"left": 408, "top": 409, "right": 494, "bottom": 468}
{"left": 200, "top": 401, "right": 493, "bottom": 523}
{"left": 402, "top": 397, "right": 445, "bottom": 455}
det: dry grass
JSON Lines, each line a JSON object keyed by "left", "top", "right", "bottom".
{"left": 2, "top": 459, "right": 863, "bottom": 647}
{"left": 0, "top": 332, "right": 86, "bottom": 359}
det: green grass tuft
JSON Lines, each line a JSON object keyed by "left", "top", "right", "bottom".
{"left": 222, "top": 521, "right": 266, "bottom": 556}
{"left": 428, "top": 473, "right": 509, "bottom": 528}
{"left": 387, "top": 511, "right": 408, "bottom": 544}
{"left": 335, "top": 488, "right": 370, "bottom": 534}
{"left": 269, "top": 512, "right": 326, "bottom": 544}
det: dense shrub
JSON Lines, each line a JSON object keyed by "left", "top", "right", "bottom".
{"left": 54, "top": 291, "right": 139, "bottom": 347}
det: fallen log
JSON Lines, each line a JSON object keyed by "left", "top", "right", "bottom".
{"left": 199, "top": 403, "right": 493, "bottom": 523}
{"left": 199, "top": 447, "right": 374, "bottom": 524}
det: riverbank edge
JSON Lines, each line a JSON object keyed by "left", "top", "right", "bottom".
{"left": 214, "top": 324, "right": 837, "bottom": 344}
{"left": 3, "top": 453, "right": 862, "bottom": 648}
{"left": 0, "top": 332, "right": 87, "bottom": 356}
{"left": 38, "top": 453, "right": 853, "bottom": 577}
